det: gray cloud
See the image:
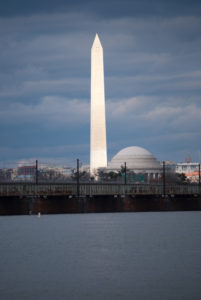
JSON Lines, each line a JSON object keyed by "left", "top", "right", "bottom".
{"left": 0, "top": 96, "right": 89, "bottom": 127}
{"left": 0, "top": 6, "right": 200, "bottom": 164}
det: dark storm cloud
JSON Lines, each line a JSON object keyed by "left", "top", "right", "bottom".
{"left": 1, "top": 0, "right": 201, "bottom": 18}
{"left": 0, "top": 0, "right": 201, "bottom": 165}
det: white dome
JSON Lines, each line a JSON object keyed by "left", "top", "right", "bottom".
{"left": 115, "top": 146, "right": 152, "bottom": 157}
{"left": 108, "top": 146, "right": 161, "bottom": 171}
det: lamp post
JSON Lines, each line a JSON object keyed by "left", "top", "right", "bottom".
{"left": 77, "top": 159, "right": 80, "bottom": 198}
{"left": 124, "top": 162, "right": 127, "bottom": 185}
{"left": 35, "top": 160, "right": 38, "bottom": 184}
{"left": 163, "top": 161, "right": 166, "bottom": 196}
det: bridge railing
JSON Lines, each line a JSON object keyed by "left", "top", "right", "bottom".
{"left": 79, "top": 183, "right": 200, "bottom": 196}
{"left": 0, "top": 183, "right": 200, "bottom": 197}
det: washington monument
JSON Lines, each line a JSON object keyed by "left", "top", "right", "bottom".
{"left": 90, "top": 34, "right": 107, "bottom": 175}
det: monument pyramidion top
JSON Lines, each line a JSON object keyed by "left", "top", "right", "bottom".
{"left": 91, "top": 33, "right": 102, "bottom": 49}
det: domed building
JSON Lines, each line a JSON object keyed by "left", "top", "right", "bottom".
{"left": 107, "top": 146, "right": 162, "bottom": 182}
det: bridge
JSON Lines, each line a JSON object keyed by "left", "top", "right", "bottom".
{"left": 0, "top": 182, "right": 200, "bottom": 215}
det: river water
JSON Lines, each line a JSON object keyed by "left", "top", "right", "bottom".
{"left": 1, "top": 212, "right": 201, "bottom": 300}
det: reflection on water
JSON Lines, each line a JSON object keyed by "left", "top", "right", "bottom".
{"left": 1, "top": 212, "right": 201, "bottom": 300}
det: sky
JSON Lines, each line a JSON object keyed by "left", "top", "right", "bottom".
{"left": 0, "top": 0, "right": 201, "bottom": 167}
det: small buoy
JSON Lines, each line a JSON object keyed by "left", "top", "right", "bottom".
{"left": 38, "top": 212, "right": 41, "bottom": 218}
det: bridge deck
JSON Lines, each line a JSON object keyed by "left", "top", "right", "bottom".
{"left": 0, "top": 183, "right": 200, "bottom": 197}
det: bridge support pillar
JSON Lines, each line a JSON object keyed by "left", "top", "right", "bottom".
{"left": 28, "top": 196, "right": 34, "bottom": 215}
{"left": 78, "top": 196, "right": 86, "bottom": 213}
{"left": 120, "top": 195, "right": 125, "bottom": 212}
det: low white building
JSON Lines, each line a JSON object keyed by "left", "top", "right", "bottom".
{"left": 175, "top": 162, "right": 199, "bottom": 174}
{"left": 175, "top": 162, "right": 200, "bottom": 183}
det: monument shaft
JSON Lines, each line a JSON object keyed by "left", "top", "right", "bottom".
{"left": 90, "top": 34, "right": 107, "bottom": 174}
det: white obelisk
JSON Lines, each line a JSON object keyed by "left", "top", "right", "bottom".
{"left": 90, "top": 34, "right": 107, "bottom": 175}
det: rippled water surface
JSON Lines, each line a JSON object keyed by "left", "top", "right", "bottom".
{"left": 1, "top": 212, "right": 201, "bottom": 300}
